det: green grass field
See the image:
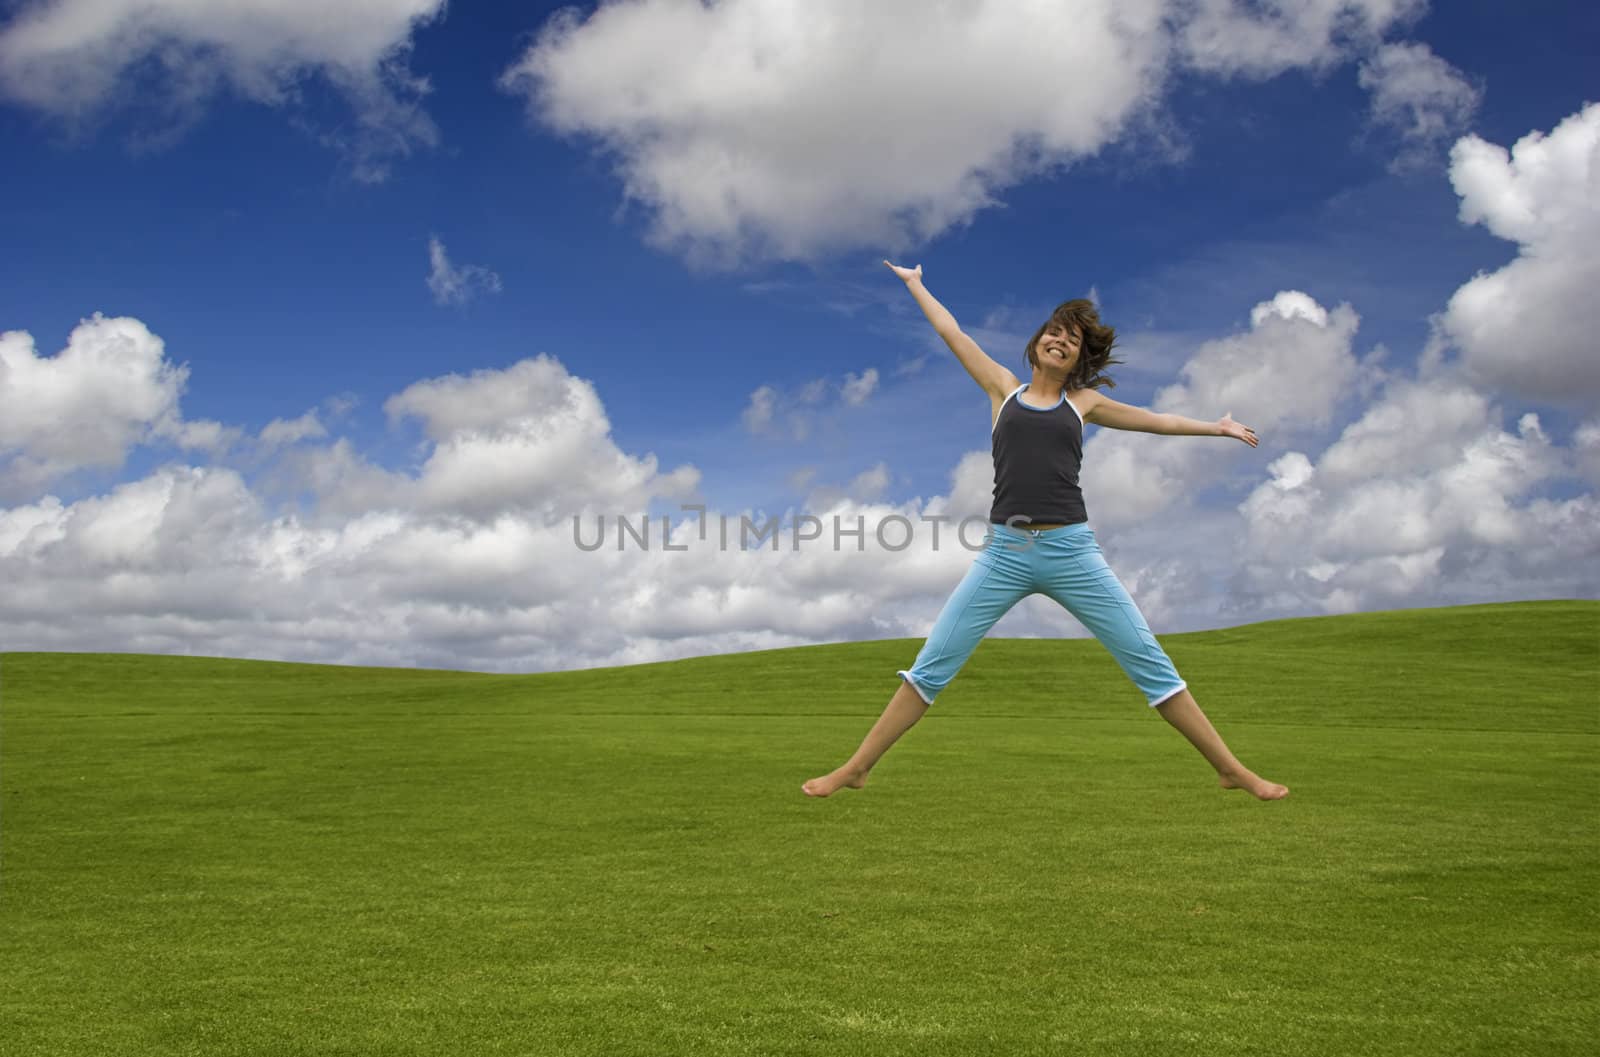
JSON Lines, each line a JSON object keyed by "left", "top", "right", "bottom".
{"left": 2, "top": 600, "right": 1596, "bottom": 1056}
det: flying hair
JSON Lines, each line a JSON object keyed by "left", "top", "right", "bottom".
{"left": 1025, "top": 299, "right": 1122, "bottom": 390}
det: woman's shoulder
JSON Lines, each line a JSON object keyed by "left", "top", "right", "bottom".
{"left": 1066, "top": 387, "right": 1104, "bottom": 416}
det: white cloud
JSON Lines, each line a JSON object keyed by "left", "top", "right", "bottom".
{"left": 1357, "top": 41, "right": 1480, "bottom": 170}
{"left": 1080, "top": 290, "right": 1362, "bottom": 528}
{"left": 0, "top": 0, "right": 445, "bottom": 180}
{"left": 792, "top": 461, "right": 897, "bottom": 510}
{"left": 0, "top": 315, "right": 196, "bottom": 489}
{"left": 426, "top": 237, "right": 503, "bottom": 307}
{"left": 1233, "top": 375, "right": 1593, "bottom": 615}
{"left": 259, "top": 411, "right": 327, "bottom": 449}
{"left": 0, "top": 496, "right": 66, "bottom": 556}
{"left": 741, "top": 385, "right": 778, "bottom": 435}
{"left": 941, "top": 450, "right": 999, "bottom": 523}
{"left": 796, "top": 378, "right": 829, "bottom": 406}
{"left": 164, "top": 418, "right": 240, "bottom": 455}
{"left": 840, "top": 368, "right": 879, "bottom": 407}
{"left": 1441, "top": 103, "right": 1600, "bottom": 404}
{"left": 375, "top": 355, "right": 700, "bottom": 521}
{"left": 848, "top": 463, "right": 891, "bottom": 501}
{"left": 67, "top": 466, "right": 263, "bottom": 569}
{"left": 1575, "top": 420, "right": 1600, "bottom": 488}
{"left": 12, "top": 94, "right": 1600, "bottom": 675}
{"left": 1314, "top": 380, "right": 1491, "bottom": 483}
{"left": 1177, "top": 0, "right": 1424, "bottom": 78}
{"left": 2, "top": 295, "right": 1594, "bottom": 673}
{"left": 1083, "top": 95, "right": 1600, "bottom": 621}
{"left": 502, "top": 0, "right": 1421, "bottom": 264}
{"left": 1250, "top": 290, "right": 1328, "bottom": 328}
{"left": 0, "top": 313, "right": 1010, "bottom": 669}
{"left": 741, "top": 367, "right": 882, "bottom": 440}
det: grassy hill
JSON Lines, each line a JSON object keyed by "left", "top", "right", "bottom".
{"left": 2, "top": 601, "right": 1596, "bottom": 1056}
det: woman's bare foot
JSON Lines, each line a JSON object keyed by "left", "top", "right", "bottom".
{"left": 1219, "top": 768, "right": 1289, "bottom": 800}
{"left": 802, "top": 766, "right": 868, "bottom": 798}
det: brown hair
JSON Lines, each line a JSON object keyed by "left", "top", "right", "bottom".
{"left": 1025, "top": 299, "right": 1121, "bottom": 391}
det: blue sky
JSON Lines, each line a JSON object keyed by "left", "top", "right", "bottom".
{"left": 2, "top": 1, "right": 1597, "bottom": 671}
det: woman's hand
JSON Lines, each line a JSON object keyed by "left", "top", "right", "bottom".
{"left": 883, "top": 260, "right": 922, "bottom": 283}
{"left": 1219, "top": 413, "right": 1258, "bottom": 447}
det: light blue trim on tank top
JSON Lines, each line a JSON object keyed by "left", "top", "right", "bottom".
{"left": 1014, "top": 385, "right": 1065, "bottom": 411}
{"left": 997, "top": 384, "right": 1084, "bottom": 429}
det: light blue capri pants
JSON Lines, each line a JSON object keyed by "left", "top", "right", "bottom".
{"left": 898, "top": 522, "right": 1187, "bottom": 707}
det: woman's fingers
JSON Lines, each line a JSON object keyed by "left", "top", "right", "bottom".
{"left": 1223, "top": 413, "right": 1258, "bottom": 446}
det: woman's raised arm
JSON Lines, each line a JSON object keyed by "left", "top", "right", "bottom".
{"left": 885, "top": 261, "right": 1020, "bottom": 400}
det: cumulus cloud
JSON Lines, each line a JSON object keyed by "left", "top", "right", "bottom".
{"left": 3, "top": 293, "right": 1595, "bottom": 673}
{"left": 1234, "top": 380, "right": 1593, "bottom": 615}
{"left": 1077, "top": 371, "right": 1599, "bottom": 634}
{"left": 1074, "top": 108, "right": 1600, "bottom": 627}
{"left": 789, "top": 461, "right": 897, "bottom": 511}
{"left": 1080, "top": 290, "right": 1362, "bottom": 528}
{"left": 426, "top": 237, "right": 503, "bottom": 306}
{"left": 166, "top": 418, "right": 240, "bottom": 455}
{"left": 1441, "top": 103, "right": 1600, "bottom": 404}
{"left": 1357, "top": 41, "right": 1481, "bottom": 170}
{"left": 1177, "top": 0, "right": 1424, "bottom": 78}
{"left": 10, "top": 92, "right": 1600, "bottom": 670}
{"left": 0, "top": 0, "right": 445, "bottom": 180}
{"left": 259, "top": 411, "right": 328, "bottom": 449}
{"left": 256, "top": 355, "right": 702, "bottom": 524}
{"left": 1575, "top": 420, "right": 1600, "bottom": 488}
{"left": 840, "top": 368, "right": 879, "bottom": 407}
{"left": 502, "top": 0, "right": 1420, "bottom": 264}
{"left": 742, "top": 385, "right": 777, "bottom": 435}
{"left": 382, "top": 356, "right": 699, "bottom": 521}
{"left": 741, "top": 367, "right": 882, "bottom": 441}
{"left": 0, "top": 434, "right": 982, "bottom": 672}
{"left": 0, "top": 314, "right": 231, "bottom": 492}
{"left": 0, "top": 316, "right": 183, "bottom": 467}
{"left": 0, "top": 311, "right": 1035, "bottom": 669}
{"left": 1074, "top": 246, "right": 1600, "bottom": 629}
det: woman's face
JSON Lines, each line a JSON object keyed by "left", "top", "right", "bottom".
{"left": 1034, "top": 322, "right": 1082, "bottom": 373}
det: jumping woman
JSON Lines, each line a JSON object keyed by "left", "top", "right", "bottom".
{"left": 802, "top": 261, "right": 1289, "bottom": 801}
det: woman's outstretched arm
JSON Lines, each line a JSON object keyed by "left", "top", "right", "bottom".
{"left": 885, "top": 260, "right": 1020, "bottom": 399}
{"left": 1079, "top": 392, "right": 1259, "bottom": 447}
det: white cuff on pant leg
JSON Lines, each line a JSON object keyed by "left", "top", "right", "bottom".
{"left": 1149, "top": 682, "right": 1187, "bottom": 707}
{"left": 896, "top": 670, "right": 934, "bottom": 705}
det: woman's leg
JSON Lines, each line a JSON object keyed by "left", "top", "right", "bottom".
{"left": 1154, "top": 689, "right": 1288, "bottom": 799}
{"left": 803, "top": 537, "right": 1032, "bottom": 797}
{"left": 1038, "top": 530, "right": 1288, "bottom": 800}
{"left": 801, "top": 679, "right": 929, "bottom": 797}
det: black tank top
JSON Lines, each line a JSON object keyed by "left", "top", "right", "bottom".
{"left": 989, "top": 385, "right": 1088, "bottom": 525}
